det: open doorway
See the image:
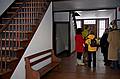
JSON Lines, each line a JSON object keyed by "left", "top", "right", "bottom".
{"left": 76, "top": 19, "right": 109, "bottom": 38}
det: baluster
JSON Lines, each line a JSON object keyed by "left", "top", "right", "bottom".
{"left": 18, "top": 12, "right": 21, "bottom": 47}
{"left": 34, "top": 0, "right": 36, "bottom": 24}
{"left": 11, "top": 21, "right": 15, "bottom": 58}
{"left": 22, "top": 11, "right": 24, "bottom": 40}
{"left": 4, "top": 29, "right": 7, "bottom": 71}
{"left": 25, "top": 3, "right": 28, "bottom": 39}
{"left": 28, "top": 2, "right": 30, "bottom": 32}
{"left": 15, "top": 17, "right": 17, "bottom": 50}
{"left": 28, "top": 3, "right": 30, "bottom": 31}
{"left": 33, "top": 0, "right": 35, "bottom": 24}
{"left": 8, "top": 25, "right": 11, "bottom": 60}
{"left": 0, "top": 33, "right": 3, "bottom": 72}
{"left": 33, "top": 1, "right": 34, "bottom": 29}
{"left": 37, "top": 0, "right": 39, "bottom": 20}
{"left": 29, "top": 1, "right": 33, "bottom": 31}
{"left": 37, "top": 0, "right": 39, "bottom": 22}
{"left": 23, "top": 7, "right": 26, "bottom": 39}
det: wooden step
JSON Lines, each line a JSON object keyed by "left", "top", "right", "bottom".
{"left": 0, "top": 57, "right": 18, "bottom": 62}
{"left": 11, "top": 7, "right": 42, "bottom": 9}
{"left": 0, "top": 24, "right": 36, "bottom": 26}
{"left": 0, "top": 69, "right": 12, "bottom": 75}
{"left": 1, "top": 39, "right": 28, "bottom": 41}
{"left": 1, "top": 18, "right": 39, "bottom": 20}
{"left": 7, "top": 12, "right": 43, "bottom": 15}
{"left": 3, "top": 31, "right": 33, "bottom": 34}
{"left": 15, "top": 2, "right": 47, "bottom": 4}
{"left": 1, "top": 47, "right": 24, "bottom": 51}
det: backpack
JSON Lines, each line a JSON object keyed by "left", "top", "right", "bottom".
{"left": 90, "top": 38, "right": 97, "bottom": 47}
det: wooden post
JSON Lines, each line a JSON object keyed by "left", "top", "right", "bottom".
{"left": 25, "top": 57, "right": 40, "bottom": 79}
{"left": 51, "top": 49, "right": 61, "bottom": 63}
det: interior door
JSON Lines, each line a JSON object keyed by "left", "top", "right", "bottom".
{"left": 54, "top": 22, "right": 70, "bottom": 55}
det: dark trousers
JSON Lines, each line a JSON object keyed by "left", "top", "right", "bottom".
{"left": 102, "top": 48, "right": 110, "bottom": 65}
{"left": 77, "top": 52, "right": 82, "bottom": 60}
{"left": 88, "top": 51, "right": 96, "bottom": 68}
{"left": 103, "top": 52, "right": 110, "bottom": 65}
{"left": 103, "top": 52, "right": 108, "bottom": 62}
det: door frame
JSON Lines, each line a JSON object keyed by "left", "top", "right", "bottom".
{"left": 53, "top": 22, "right": 71, "bottom": 55}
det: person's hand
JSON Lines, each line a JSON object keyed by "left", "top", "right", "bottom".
{"left": 83, "top": 44, "right": 85, "bottom": 47}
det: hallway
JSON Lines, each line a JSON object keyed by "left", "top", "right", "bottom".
{"left": 42, "top": 49, "right": 120, "bottom": 79}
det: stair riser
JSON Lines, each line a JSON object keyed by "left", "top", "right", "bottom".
{"left": 0, "top": 72, "right": 12, "bottom": 79}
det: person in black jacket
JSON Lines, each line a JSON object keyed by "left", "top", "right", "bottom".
{"left": 100, "top": 28, "right": 110, "bottom": 66}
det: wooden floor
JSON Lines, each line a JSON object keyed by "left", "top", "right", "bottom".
{"left": 42, "top": 49, "right": 120, "bottom": 79}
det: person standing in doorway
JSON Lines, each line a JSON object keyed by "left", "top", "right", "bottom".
{"left": 100, "top": 28, "right": 110, "bottom": 66}
{"left": 85, "top": 31, "right": 98, "bottom": 68}
{"left": 107, "top": 20, "right": 120, "bottom": 69}
{"left": 82, "top": 25, "right": 89, "bottom": 39}
{"left": 82, "top": 25, "right": 89, "bottom": 64}
{"left": 75, "top": 28, "right": 85, "bottom": 65}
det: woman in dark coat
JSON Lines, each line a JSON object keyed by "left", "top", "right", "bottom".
{"left": 100, "top": 29, "right": 109, "bottom": 65}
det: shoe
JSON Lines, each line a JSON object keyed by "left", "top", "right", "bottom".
{"left": 77, "top": 59, "right": 85, "bottom": 66}
{"left": 104, "top": 63, "right": 110, "bottom": 66}
{"left": 79, "top": 62, "right": 85, "bottom": 66}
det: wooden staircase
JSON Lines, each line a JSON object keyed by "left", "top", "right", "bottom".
{"left": 0, "top": 0, "right": 51, "bottom": 79}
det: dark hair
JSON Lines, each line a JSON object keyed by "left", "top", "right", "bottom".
{"left": 76, "top": 28, "right": 82, "bottom": 34}
{"left": 105, "top": 28, "right": 108, "bottom": 30}
{"left": 85, "top": 26, "right": 88, "bottom": 29}
{"left": 90, "top": 31, "right": 94, "bottom": 35}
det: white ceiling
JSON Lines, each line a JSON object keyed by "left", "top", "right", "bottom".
{"left": 53, "top": 0, "right": 118, "bottom": 22}
{"left": 53, "top": 0, "right": 120, "bottom": 11}
{"left": 75, "top": 9, "right": 116, "bottom": 19}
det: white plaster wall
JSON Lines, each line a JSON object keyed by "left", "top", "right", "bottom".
{"left": 109, "top": 10, "right": 116, "bottom": 27}
{"left": 54, "top": 12, "right": 69, "bottom": 22}
{"left": 0, "top": 0, "right": 15, "bottom": 16}
{"left": 11, "top": 3, "right": 53, "bottom": 79}
{"left": 53, "top": 0, "right": 120, "bottom": 11}
{"left": 117, "top": 7, "right": 120, "bottom": 19}
{"left": 70, "top": 13, "right": 75, "bottom": 53}
{"left": 117, "top": 7, "right": 120, "bottom": 28}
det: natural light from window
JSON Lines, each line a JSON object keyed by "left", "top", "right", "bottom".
{"left": 99, "top": 20, "right": 105, "bottom": 38}
{"left": 76, "top": 21, "right": 81, "bottom": 28}
{"left": 84, "top": 20, "right": 96, "bottom": 24}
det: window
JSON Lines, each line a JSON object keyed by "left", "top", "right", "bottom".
{"left": 76, "top": 21, "right": 81, "bottom": 28}
{"left": 84, "top": 20, "right": 96, "bottom": 24}
{"left": 99, "top": 20, "right": 105, "bottom": 37}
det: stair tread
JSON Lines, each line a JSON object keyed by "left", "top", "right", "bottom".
{"left": 7, "top": 12, "right": 42, "bottom": 14}
{"left": 2, "top": 39, "right": 29, "bottom": 41}
{"left": 0, "top": 57, "right": 18, "bottom": 62}
{"left": 11, "top": 7, "right": 42, "bottom": 9}
{"left": 3, "top": 31, "right": 33, "bottom": 33}
{"left": 0, "top": 24, "right": 36, "bottom": 26}
{"left": 1, "top": 18, "right": 39, "bottom": 20}
{"left": 16, "top": 2, "right": 46, "bottom": 4}
{"left": 1, "top": 47, "right": 24, "bottom": 51}
{"left": 0, "top": 69, "right": 12, "bottom": 75}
